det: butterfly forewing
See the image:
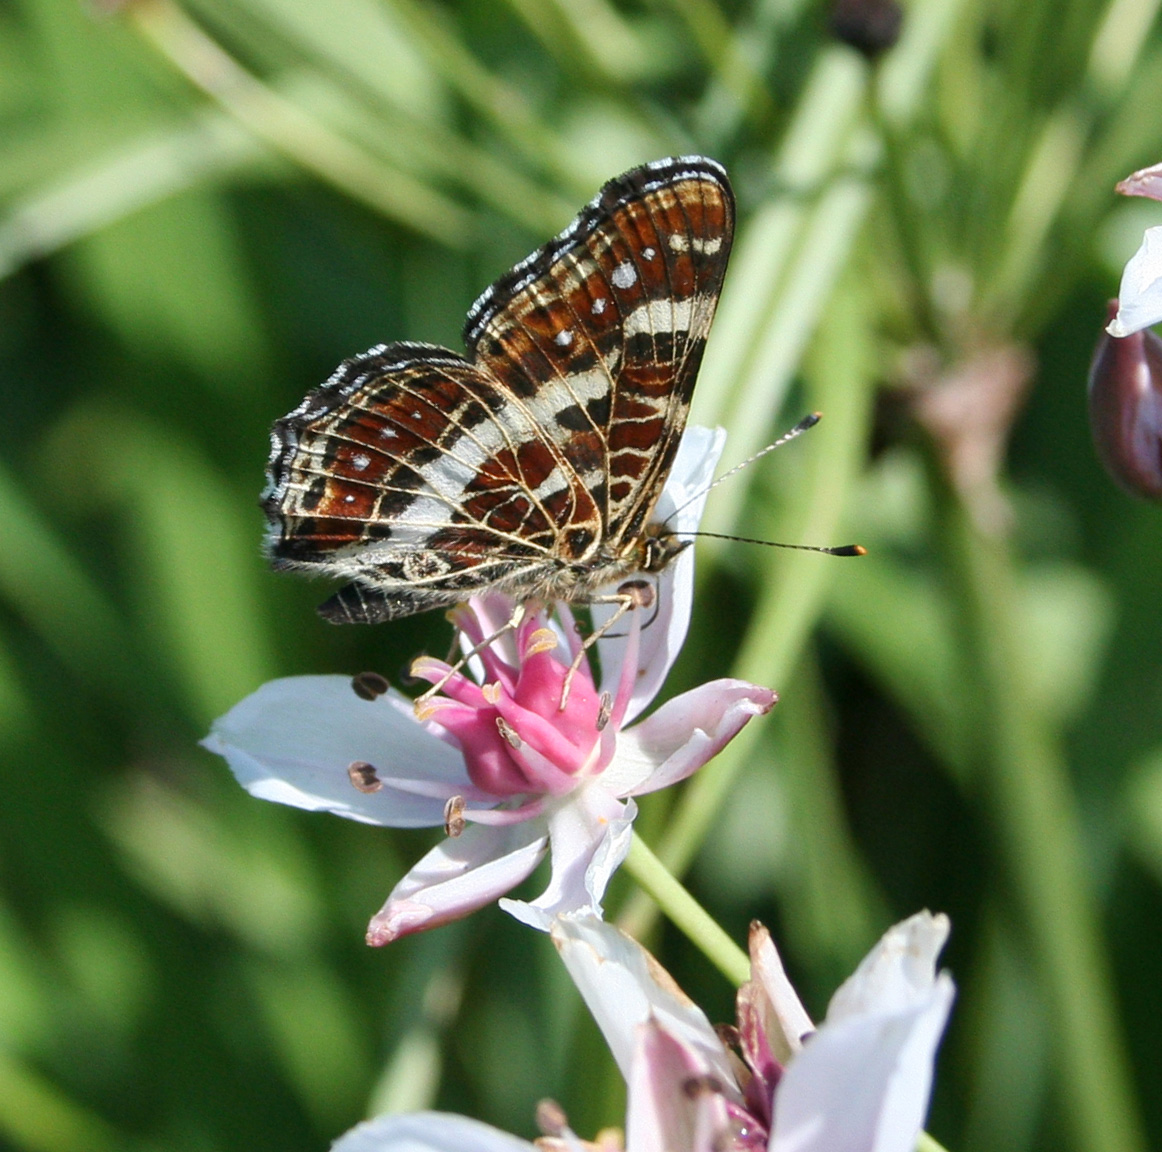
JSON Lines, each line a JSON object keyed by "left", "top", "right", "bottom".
{"left": 264, "top": 157, "right": 734, "bottom": 622}
{"left": 463, "top": 157, "right": 734, "bottom": 555}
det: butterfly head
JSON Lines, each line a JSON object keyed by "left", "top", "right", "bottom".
{"left": 638, "top": 529, "right": 691, "bottom": 575}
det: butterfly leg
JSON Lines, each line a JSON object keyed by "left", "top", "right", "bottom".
{"left": 559, "top": 579, "right": 654, "bottom": 711}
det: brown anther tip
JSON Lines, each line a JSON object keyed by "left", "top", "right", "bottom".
{"left": 596, "top": 691, "right": 613, "bottom": 732}
{"left": 351, "top": 671, "right": 390, "bottom": 700}
{"left": 535, "top": 1099, "right": 570, "bottom": 1138}
{"left": 681, "top": 1074, "right": 725, "bottom": 1099}
{"left": 348, "top": 761, "right": 384, "bottom": 793}
{"left": 444, "top": 795, "right": 466, "bottom": 837}
{"left": 496, "top": 716, "right": 523, "bottom": 749}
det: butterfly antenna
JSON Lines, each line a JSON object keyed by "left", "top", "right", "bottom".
{"left": 687, "top": 531, "right": 866, "bottom": 557}
{"left": 665, "top": 412, "right": 822, "bottom": 525}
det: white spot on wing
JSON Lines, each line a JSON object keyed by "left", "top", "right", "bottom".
{"left": 611, "top": 261, "right": 637, "bottom": 289}
{"left": 353, "top": 453, "right": 371, "bottom": 471}
{"left": 667, "top": 233, "right": 722, "bottom": 255}
{"left": 555, "top": 329, "right": 574, "bottom": 346}
{"left": 592, "top": 297, "right": 607, "bottom": 315}
{"left": 623, "top": 297, "right": 696, "bottom": 338}
{"left": 642, "top": 246, "right": 656, "bottom": 260}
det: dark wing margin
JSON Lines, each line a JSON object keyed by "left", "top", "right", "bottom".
{"left": 462, "top": 156, "right": 734, "bottom": 559}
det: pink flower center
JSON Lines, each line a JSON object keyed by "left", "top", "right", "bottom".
{"left": 410, "top": 605, "right": 638, "bottom": 799}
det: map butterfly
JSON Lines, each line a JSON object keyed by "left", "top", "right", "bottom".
{"left": 263, "top": 156, "right": 735, "bottom": 624}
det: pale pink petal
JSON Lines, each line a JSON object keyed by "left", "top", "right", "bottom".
{"left": 595, "top": 426, "right": 727, "bottom": 724}
{"left": 203, "top": 676, "right": 471, "bottom": 827}
{"left": 769, "top": 914, "right": 955, "bottom": 1152}
{"left": 1117, "top": 162, "right": 1162, "bottom": 201}
{"left": 827, "top": 912, "right": 951, "bottom": 1021}
{"left": 331, "top": 1112, "right": 535, "bottom": 1152}
{"left": 749, "top": 923, "right": 815, "bottom": 1064}
{"left": 551, "top": 915, "right": 739, "bottom": 1096}
{"left": 366, "top": 822, "right": 548, "bottom": 944}
{"left": 1107, "top": 226, "right": 1162, "bottom": 337}
{"left": 627, "top": 1019, "right": 731, "bottom": 1152}
{"left": 602, "top": 679, "right": 776, "bottom": 797}
{"left": 500, "top": 787, "right": 634, "bottom": 930}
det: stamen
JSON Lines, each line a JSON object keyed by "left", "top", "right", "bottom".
{"left": 414, "top": 696, "right": 456, "bottom": 722}
{"left": 496, "top": 716, "right": 523, "bottom": 748}
{"left": 410, "top": 655, "right": 448, "bottom": 680}
{"left": 524, "top": 627, "right": 559, "bottom": 656}
{"left": 348, "top": 761, "right": 384, "bottom": 793}
{"left": 351, "top": 671, "right": 390, "bottom": 700}
{"left": 444, "top": 795, "right": 466, "bottom": 837}
{"left": 481, "top": 681, "right": 502, "bottom": 704}
{"left": 596, "top": 691, "right": 613, "bottom": 732}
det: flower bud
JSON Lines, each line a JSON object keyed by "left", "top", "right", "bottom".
{"left": 830, "top": 0, "right": 903, "bottom": 58}
{"left": 1088, "top": 302, "right": 1162, "bottom": 499}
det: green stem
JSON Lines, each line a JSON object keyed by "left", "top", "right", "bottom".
{"left": 950, "top": 508, "right": 1146, "bottom": 1152}
{"left": 632, "top": 278, "right": 874, "bottom": 925}
{"left": 622, "top": 837, "right": 750, "bottom": 986}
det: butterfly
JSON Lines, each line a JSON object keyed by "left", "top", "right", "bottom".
{"left": 263, "top": 156, "right": 734, "bottom": 624}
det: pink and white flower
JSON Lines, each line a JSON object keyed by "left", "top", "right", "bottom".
{"left": 1106, "top": 162, "right": 1162, "bottom": 338}
{"left": 203, "top": 428, "right": 776, "bottom": 943}
{"left": 330, "top": 912, "right": 955, "bottom": 1152}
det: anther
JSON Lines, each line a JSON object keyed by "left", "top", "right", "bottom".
{"left": 618, "top": 578, "right": 655, "bottom": 610}
{"left": 444, "top": 795, "right": 466, "bottom": 837}
{"left": 681, "top": 1074, "right": 726, "bottom": 1099}
{"left": 348, "top": 761, "right": 384, "bottom": 793}
{"left": 496, "top": 716, "right": 522, "bottom": 748}
{"left": 351, "top": 671, "right": 390, "bottom": 700}
{"left": 524, "top": 627, "right": 559, "bottom": 656}
{"left": 596, "top": 691, "right": 613, "bottom": 732}
{"left": 482, "top": 681, "right": 502, "bottom": 704}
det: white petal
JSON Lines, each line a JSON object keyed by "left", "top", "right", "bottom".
{"left": 331, "top": 1111, "right": 535, "bottom": 1152}
{"left": 204, "top": 676, "right": 470, "bottom": 827}
{"left": 551, "top": 915, "right": 739, "bottom": 1097}
{"left": 769, "top": 914, "right": 955, "bottom": 1152}
{"left": 602, "top": 679, "right": 776, "bottom": 797}
{"left": 826, "top": 912, "right": 951, "bottom": 1021}
{"left": 595, "top": 426, "right": 727, "bottom": 724}
{"left": 1108, "top": 226, "right": 1162, "bottom": 336}
{"left": 749, "top": 923, "right": 815, "bottom": 1063}
{"left": 500, "top": 787, "right": 635, "bottom": 930}
{"left": 627, "top": 1019, "right": 732, "bottom": 1152}
{"left": 367, "top": 822, "right": 548, "bottom": 944}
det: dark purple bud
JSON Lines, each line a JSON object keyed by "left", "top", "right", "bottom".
{"left": 1088, "top": 301, "right": 1162, "bottom": 499}
{"left": 830, "top": 0, "right": 903, "bottom": 58}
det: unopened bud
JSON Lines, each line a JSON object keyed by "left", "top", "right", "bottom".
{"left": 1089, "top": 302, "right": 1162, "bottom": 499}
{"left": 830, "top": 0, "right": 903, "bottom": 58}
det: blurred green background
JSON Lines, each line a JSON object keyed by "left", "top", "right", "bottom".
{"left": 2, "top": 0, "right": 1162, "bottom": 1149}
